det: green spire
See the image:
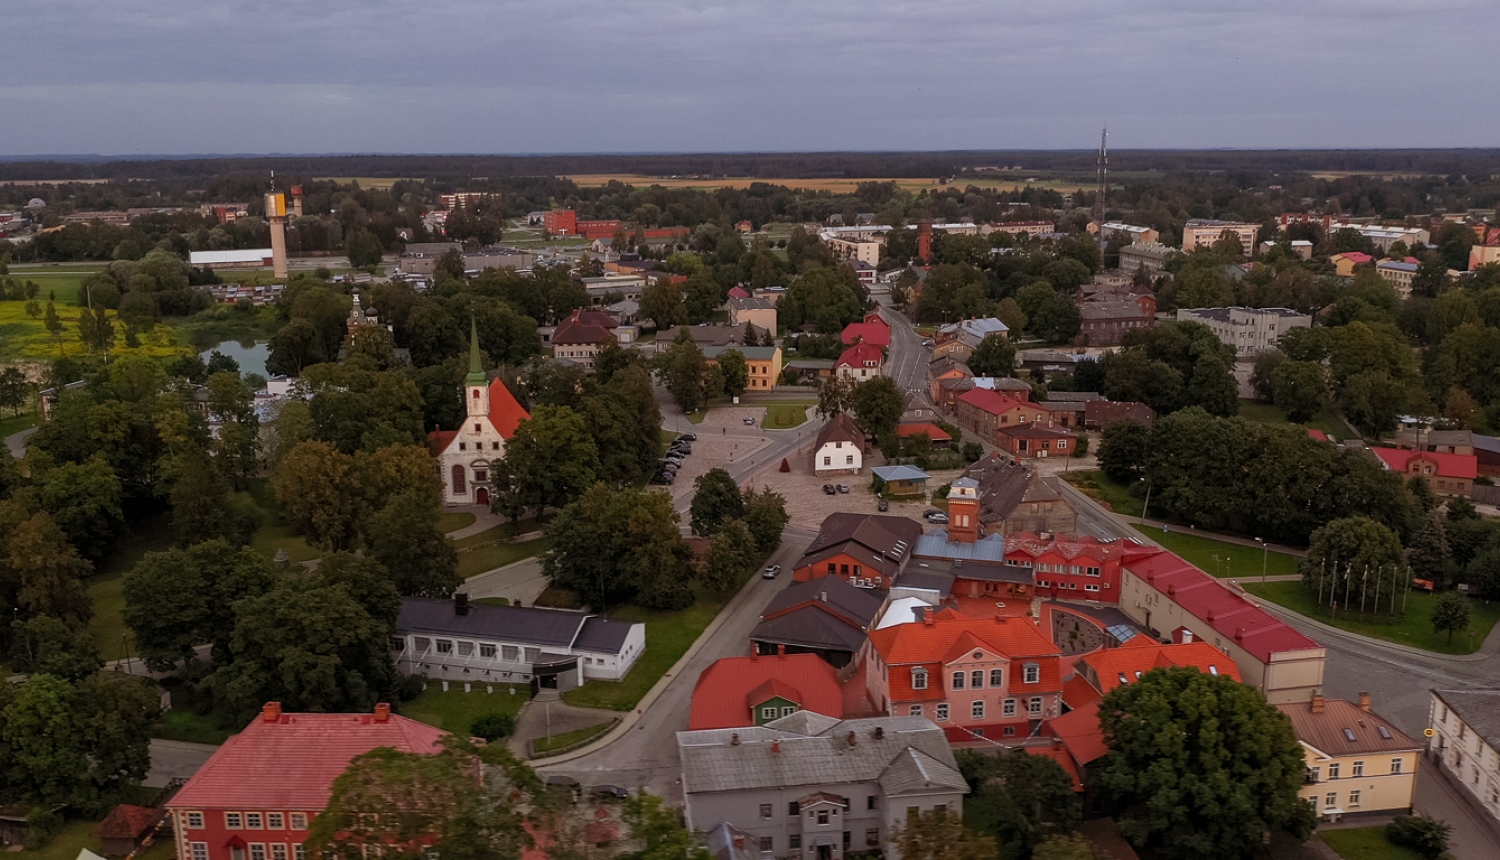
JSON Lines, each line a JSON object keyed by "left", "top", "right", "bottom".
{"left": 465, "top": 318, "right": 487, "bottom": 386}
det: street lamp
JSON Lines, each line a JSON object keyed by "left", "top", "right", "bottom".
{"left": 1255, "top": 537, "right": 1268, "bottom": 584}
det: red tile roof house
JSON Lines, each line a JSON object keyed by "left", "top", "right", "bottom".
{"left": 952, "top": 388, "right": 1059, "bottom": 446}
{"left": 896, "top": 422, "right": 953, "bottom": 448}
{"left": 1005, "top": 532, "right": 1130, "bottom": 603}
{"left": 833, "top": 342, "right": 884, "bottom": 381}
{"left": 867, "top": 609, "right": 1065, "bottom": 744}
{"left": 1371, "top": 447, "right": 1478, "bottom": 498}
{"left": 550, "top": 308, "right": 620, "bottom": 370}
{"left": 167, "top": 703, "right": 447, "bottom": 860}
{"left": 689, "top": 653, "right": 846, "bottom": 729}
{"left": 840, "top": 312, "right": 891, "bottom": 349}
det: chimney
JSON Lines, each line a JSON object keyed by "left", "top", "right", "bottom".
{"left": 777, "top": 644, "right": 786, "bottom": 658}
{"left": 1181, "top": 629, "right": 1193, "bottom": 644}
{"left": 1311, "top": 693, "right": 1325, "bottom": 714}
{"left": 454, "top": 592, "right": 469, "bottom": 616}
{"left": 1052, "top": 736, "right": 1062, "bottom": 749}
{"left": 847, "top": 730, "right": 857, "bottom": 747}
{"left": 820, "top": 591, "right": 828, "bottom": 603}
{"left": 730, "top": 733, "right": 740, "bottom": 746}
{"left": 1234, "top": 627, "right": 1244, "bottom": 640}
{"left": 874, "top": 726, "right": 885, "bottom": 740}
{"left": 733, "top": 836, "right": 745, "bottom": 850}
{"left": 749, "top": 645, "right": 759, "bottom": 662}
{"left": 1358, "top": 692, "right": 1371, "bottom": 712}
{"left": 262, "top": 702, "right": 282, "bottom": 722}
{"left": 1206, "top": 609, "right": 1215, "bottom": 622}
{"left": 374, "top": 703, "right": 390, "bottom": 722}
{"left": 771, "top": 740, "right": 781, "bottom": 754}
{"left": 922, "top": 609, "right": 935, "bottom": 627}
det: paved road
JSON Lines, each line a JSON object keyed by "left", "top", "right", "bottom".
{"left": 878, "top": 306, "right": 934, "bottom": 409}
{"left": 145, "top": 739, "right": 218, "bottom": 788}
{"left": 464, "top": 557, "right": 548, "bottom": 607}
{"left": 534, "top": 531, "right": 815, "bottom": 800}
{"left": 5, "top": 426, "right": 36, "bottom": 458}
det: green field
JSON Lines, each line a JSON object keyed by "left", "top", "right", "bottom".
{"left": 1319, "top": 827, "right": 1424, "bottom": 860}
{"left": 532, "top": 721, "right": 614, "bottom": 754}
{"left": 12, "top": 819, "right": 175, "bottom": 860}
{"left": 1131, "top": 525, "right": 1301, "bottom": 580}
{"left": 1237, "top": 399, "right": 1358, "bottom": 441}
{"left": 453, "top": 523, "right": 549, "bottom": 578}
{"left": 1244, "top": 579, "right": 1500, "bottom": 655}
{"left": 760, "top": 401, "right": 809, "bottom": 429}
{"left": 563, "top": 597, "right": 723, "bottom": 710}
{"left": 400, "top": 683, "right": 527, "bottom": 734}
{"left": 437, "top": 511, "right": 477, "bottom": 534}
{"left": 1063, "top": 470, "right": 1144, "bottom": 517}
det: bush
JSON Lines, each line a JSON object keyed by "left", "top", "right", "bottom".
{"left": 1387, "top": 814, "right": 1451, "bottom": 860}
{"left": 24, "top": 807, "right": 61, "bottom": 850}
{"left": 470, "top": 713, "right": 516, "bottom": 741}
{"left": 961, "top": 442, "right": 984, "bottom": 463}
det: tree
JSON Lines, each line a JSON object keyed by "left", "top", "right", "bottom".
{"left": 690, "top": 468, "right": 745, "bottom": 536}
{"left": 1407, "top": 510, "right": 1451, "bottom": 587}
{"left": 621, "top": 791, "right": 713, "bottom": 860}
{"left": 366, "top": 491, "right": 461, "bottom": 598}
{"left": 0, "top": 367, "right": 29, "bottom": 417}
{"left": 702, "top": 519, "right": 757, "bottom": 592}
{"left": 852, "top": 375, "right": 904, "bottom": 439}
{"left": 815, "top": 374, "right": 857, "bottom": 419}
{"left": 741, "top": 486, "right": 790, "bottom": 554}
{"left": 995, "top": 297, "right": 1027, "bottom": 335}
{"left": 542, "top": 485, "right": 696, "bottom": 610}
{"left": 7, "top": 512, "right": 93, "bottom": 627}
{"left": 717, "top": 349, "right": 750, "bottom": 398}
{"left": 123, "top": 540, "right": 277, "bottom": 670}
{"left": 1407, "top": 475, "right": 1438, "bottom": 514}
{"left": 968, "top": 333, "right": 1016, "bottom": 378}
{"left": 207, "top": 371, "right": 260, "bottom": 482}
{"left": 956, "top": 750, "right": 1080, "bottom": 859}
{"left": 640, "top": 278, "right": 686, "bottom": 329}
{"left": 1387, "top": 814, "right": 1452, "bottom": 860}
{"left": 1270, "top": 360, "right": 1327, "bottom": 424}
{"left": 1432, "top": 591, "right": 1471, "bottom": 646}
{"left": 1099, "top": 667, "right": 1315, "bottom": 860}
{"left": 345, "top": 230, "right": 385, "bottom": 269}
{"left": 656, "top": 330, "right": 711, "bottom": 414}
{"left": 273, "top": 440, "right": 362, "bottom": 550}
{"left": 890, "top": 807, "right": 996, "bottom": 860}
{"left": 43, "top": 300, "right": 63, "bottom": 352}
{"left": 1031, "top": 834, "right": 1095, "bottom": 860}
{"left": 1301, "top": 517, "right": 1406, "bottom": 608}
{"left": 7, "top": 615, "right": 102, "bottom": 682}
{"left": 493, "top": 404, "right": 600, "bottom": 523}
{"left": 1250, "top": 350, "right": 1286, "bottom": 402}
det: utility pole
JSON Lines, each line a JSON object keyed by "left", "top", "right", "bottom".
{"left": 1093, "top": 126, "right": 1109, "bottom": 228}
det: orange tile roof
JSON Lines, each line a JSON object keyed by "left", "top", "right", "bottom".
{"left": 1081, "top": 641, "right": 1240, "bottom": 698}
{"left": 486, "top": 378, "right": 530, "bottom": 438}
{"left": 688, "top": 654, "right": 845, "bottom": 730}
{"left": 869, "top": 609, "right": 1062, "bottom": 700}
{"left": 1025, "top": 746, "right": 1083, "bottom": 791}
{"left": 1372, "top": 447, "right": 1478, "bottom": 480}
{"left": 1062, "top": 673, "right": 1102, "bottom": 709}
{"left": 1048, "top": 702, "right": 1108, "bottom": 765}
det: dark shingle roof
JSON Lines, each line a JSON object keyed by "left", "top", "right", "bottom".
{"left": 1432, "top": 690, "right": 1500, "bottom": 749}
{"left": 761, "top": 576, "right": 885, "bottom": 630}
{"left": 574, "top": 616, "right": 637, "bottom": 654}
{"left": 398, "top": 598, "right": 585, "bottom": 648}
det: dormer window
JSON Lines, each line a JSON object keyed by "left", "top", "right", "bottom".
{"left": 911, "top": 668, "right": 927, "bottom": 690}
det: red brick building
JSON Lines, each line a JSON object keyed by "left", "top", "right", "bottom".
{"left": 1005, "top": 532, "right": 1128, "bottom": 602}
{"left": 167, "top": 703, "right": 446, "bottom": 860}
{"left": 575, "top": 219, "right": 622, "bottom": 240}
{"left": 952, "top": 388, "right": 1057, "bottom": 444}
{"left": 542, "top": 209, "right": 577, "bottom": 237}
{"left": 791, "top": 513, "right": 921, "bottom": 589}
{"left": 994, "top": 423, "right": 1076, "bottom": 459}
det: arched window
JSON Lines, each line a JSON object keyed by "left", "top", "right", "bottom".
{"left": 451, "top": 465, "right": 466, "bottom": 495}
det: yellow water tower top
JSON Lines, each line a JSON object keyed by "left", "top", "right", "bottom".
{"left": 264, "top": 192, "right": 286, "bottom": 219}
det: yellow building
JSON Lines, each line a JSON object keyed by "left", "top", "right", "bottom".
{"left": 1330, "top": 252, "right": 1375, "bottom": 277}
{"left": 703, "top": 345, "right": 783, "bottom": 391}
{"left": 1276, "top": 693, "right": 1419, "bottom": 823}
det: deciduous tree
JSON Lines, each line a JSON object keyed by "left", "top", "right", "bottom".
{"left": 702, "top": 519, "right": 757, "bottom": 592}
{"left": 542, "top": 485, "right": 696, "bottom": 610}
{"left": 690, "top": 468, "right": 745, "bottom": 537}
{"left": 493, "top": 404, "right": 600, "bottom": 523}
{"left": 968, "top": 333, "right": 1016, "bottom": 378}
{"left": 852, "top": 375, "right": 904, "bottom": 439}
{"left": 1432, "top": 591, "right": 1471, "bottom": 646}
{"left": 717, "top": 349, "right": 749, "bottom": 398}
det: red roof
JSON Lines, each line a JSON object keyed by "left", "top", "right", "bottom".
{"left": 1307, "top": 429, "right": 1330, "bottom": 442}
{"left": 1372, "top": 447, "right": 1478, "bottom": 480}
{"left": 727, "top": 286, "right": 750, "bottom": 299}
{"left": 1335, "top": 252, "right": 1373, "bottom": 264}
{"left": 552, "top": 308, "right": 618, "bottom": 345}
{"left": 841, "top": 320, "right": 891, "bottom": 347}
{"left": 688, "top": 654, "right": 845, "bottom": 729}
{"left": 1047, "top": 702, "right": 1108, "bottom": 765}
{"left": 834, "top": 342, "right": 883, "bottom": 370}
{"left": 98, "top": 805, "right": 161, "bottom": 840}
{"left": 896, "top": 422, "right": 952, "bottom": 442}
{"left": 169, "top": 706, "right": 447, "bottom": 811}
{"left": 955, "top": 387, "right": 1023, "bottom": 416}
{"left": 1123, "top": 549, "right": 1321, "bottom": 663}
{"left": 868, "top": 609, "right": 1062, "bottom": 701}
{"left": 1062, "top": 674, "right": 1102, "bottom": 709}
{"left": 1080, "top": 639, "right": 1240, "bottom": 698}
{"left": 1007, "top": 532, "right": 1134, "bottom": 564}
{"left": 486, "top": 378, "right": 529, "bottom": 438}
{"left": 1025, "top": 746, "right": 1083, "bottom": 791}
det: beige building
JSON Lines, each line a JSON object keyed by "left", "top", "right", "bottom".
{"left": 1175, "top": 306, "right": 1311, "bottom": 357}
{"left": 985, "top": 220, "right": 1055, "bottom": 239}
{"left": 1099, "top": 222, "right": 1159, "bottom": 245}
{"left": 1277, "top": 693, "right": 1419, "bottom": 823}
{"left": 1376, "top": 260, "right": 1420, "bottom": 299}
{"left": 1428, "top": 689, "right": 1500, "bottom": 826}
{"left": 824, "top": 235, "right": 884, "bottom": 267}
{"left": 1181, "top": 219, "right": 1259, "bottom": 257}
{"left": 1117, "top": 242, "right": 1174, "bottom": 277}
{"left": 728, "top": 296, "right": 778, "bottom": 338}
{"left": 1328, "top": 222, "right": 1430, "bottom": 254}
{"left": 1470, "top": 245, "right": 1500, "bottom": 269}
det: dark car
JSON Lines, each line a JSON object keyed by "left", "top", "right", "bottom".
{"left": 591, "top": 784, "right": 630, "bottom": 800}
{"left": 823, "top": 484, "right": 836, "bottom": 495}
{"left": 672, "top": 444, "right": 692, "bottom": 455}
{"left": 878, "top": 498, "right": 889, "bottom": 512}
{"left": 678, "top": 433, "right": 697, "bottom": 442}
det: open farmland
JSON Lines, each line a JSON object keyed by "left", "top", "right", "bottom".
{"left": 565, "top": 173, "right": 1092, "bottom": 194}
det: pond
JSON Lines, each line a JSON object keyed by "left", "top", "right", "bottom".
{"left": 200, "top": 340, "right": 270, "bottom": 378}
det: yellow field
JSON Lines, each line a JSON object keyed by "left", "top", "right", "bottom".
{"left": 1307, "top": 171, "right": 1430, "bottom": 180}
{"left": 564, "top": 173, "right": 1090, "bottom": 194}
{"left": 0, "top": 300, "right": 188, "bottom": 362}
{"left": 311, "top": 176, "right": 414, "bottom": 189}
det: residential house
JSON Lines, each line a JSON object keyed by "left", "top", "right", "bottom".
{"left": 1278, "top": 693, "right": 1419, "bottom": 823}
{"left": 580, "top": 273, "right": 648, "bottom": 305}
{"left": 1371, "top": 448, "right": 1477, "bottom": 498}
{"left": 1474, "top": 434, "right": 1500, "bottom": 478}
{"left": 704, "top": 345, "right": 783, "bottom": 392}
{"left": 870, "top": 465, "right": 930, "bottom": 497}
{"left": 752, "top": 576, "right": 887, "bottom": 669}
{"left": 961, "top": 456, "right": 1078, "bottom": 537}
{"left": 1006, "top": 532, "right": 1130, "bottom": 603}
{"left": 812, "top": 413, "right": 865, "bottom": 476}
{"left": 987, "top": 221, "right": 1055, "bottom": 239}
{"left": 896, "top": 422, "right": 952, "bottom": 448}
{"left": 1181, "top": 219, "right": 1259, "bottom": 257}
{"left": 1428, "top": 689, "right": 1500, "bottom": 827}
{"left": 867, "top": 609, "right": 1065, "bottom": 743}
{"left": 1116, "top": 243, "right": 1173, "bottom": 279}
{"left": 994, "top": 424, "right": 1076, "bottom": 459}
{"left": 550, "top": 308, "right": 620, "bottom": 369}
{"left": 99, "top": 805, "right": 165, "bottom": 857}
{"left": 824, "top": 234, "right": 884, "bottom": 267}
{"left": 1376, "top": 260, "right": 1420, "bottom": 299}
{"left": 1098, "top": 222, "right": 1159, "bottom": 245}
{"left": 835, "top": 343, "right": 884, "bottom": 381}
{"left": 167, "top": 703, "right": 447, "bottom": 860}
{"left": 842, "top": 313, "right": 892, "bottom": 349}
{"left": 1175, "top": 306, "right": 1311, "bottom": 357}
{"left": 785, "top": 359, "right": 836, "bottom": 384}
{"left": 1330, "top": 252, "right": 1374, "bottom": 277}
{"left": 927, "top": 357, "right": 971, "bottom": 403}
{"left": 690, "top": 653, "right": 846, "bottom": 729}
{"left": 791, "top": 513, "right": 921, "bottom": 589}
{"left": 933, "top": 318, "right": 1009, "bottom": 363}
{"left": 952, "top": 389, "right": 1056, "bottom": 446}
{"left": 1327, "top": 222, "right": 1430, "bottom": 254}
{"left": 1392, "top": 429, "right": 1475, "bottom": 455}
{"left": 729, "top": 296, "right": 778, "bottom": 339}
{"left": 848, "top": 260, "right": 878, "bottom": 287}
{"left": 656, "top": 324, "right": 747, "bottom": 352}
{"left": 1261, "top": 240, "right": 1313, "bottom": 260}
{"left": 392, "top": 595, "right": 645, "bottom": 692}
{"left": 679, "top": 713, "right": 967, "bottom": 860}
{"left": 1083, "top": 399, "right": 1154, "bottom": 431}
{"left": 1115, "top": 547, "right": 1326, "bottom": 704}
{"left": 427, "top": 327, "right": 529, "bottom": 506}
{"left": 1077, "top": 299, "right": 1153, "bottom": 346}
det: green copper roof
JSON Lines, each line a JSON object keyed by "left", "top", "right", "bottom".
{"left": 465, "top": 318, "right": 488, "bottom": 386}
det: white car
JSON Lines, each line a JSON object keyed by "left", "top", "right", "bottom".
{"left": 762, "top": 564, "right": 781, "bottom": 579}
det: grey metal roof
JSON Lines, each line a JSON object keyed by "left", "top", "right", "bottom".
{"left": 870, "top": 465, "right": 930, "bottom": 483}
{"left": 702, "top": 345, "right": 780, "bottom": 360}
{"left": 879, "top": 747, "right": 967, "bottom": 796}
{"left": 397, "top": 598, "right": 585, "bottom": 648}
{"left": 914, "top": 531, "right": 1009, "bottom": 564}
{"left": 1432, "top": 690, "right": 1500, "bottom": 750}
{"left": 1473, "top": 434, "right": 1500, "bottom": 455}
{"left": 678, "top": 715, "right": 960, "bottom": 795}
{"left": 573, "top": 616, "right": 638, "bottom": 654}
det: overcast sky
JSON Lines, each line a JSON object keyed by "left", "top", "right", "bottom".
{"left": 2, "top": 0, "right": 1494, "bottom": 156}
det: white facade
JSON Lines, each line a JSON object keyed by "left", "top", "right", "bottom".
{"left": 1175, "top": 306, "right": 1312, "bottom": 357}
{"left": 1428, "top": 690, "right": 1500, "bottom": 825}
{"left": 814, "top": 439, "right": 862, "bottom": 475}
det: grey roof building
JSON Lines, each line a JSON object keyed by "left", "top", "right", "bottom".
{"left": 679, "top": 713, "right": 967, "bottom": 860}
{"left": 752, "top": 576, "right": 888, "bottom": 669}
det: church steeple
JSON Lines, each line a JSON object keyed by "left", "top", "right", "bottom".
{"left": 465, "top": 318, "right": 490, "bottom": 417}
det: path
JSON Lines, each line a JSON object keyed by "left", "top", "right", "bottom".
{"left": 445, "top": 504, "right": 509, "bottom": 540}
{"left": 5, "top": 426, "right": 36, "bottom": 458}
{"left": 145, "top": 739, "right": 218, "bottom": 788}
{"left": 463, "top": 557, "right": 548, "bottom": 607}
{"left": 507, "top": 690, "right": 617, "bottom": 758}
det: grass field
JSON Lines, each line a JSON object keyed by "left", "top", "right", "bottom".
{"left": 1063, "top": 470, "right": 1144, "bottom": 517}
{"left": 244, "top": 479, "right": 321, "bottom": 563}
{"left": 760, "top": 401, "right": 808, "bottom": 429}
{"left": 86, "top": 511, "right": 174, "bottom": 661}
{"left": 1244, "top": 579, "right": 1500, "bottom": 655}
{"left": 0, "top": 294, "right": 189, "bottom": 362}
{"left": 1237, "top": 399, "right": 1358, "bottom": 440}
{"left": 12, "top": 819, "right": 175, "bottom": 860}
{"left": 532, "top": 721, "right": 613, "bottom": 754}
{"left": 564, "top": 174, "right": 1091, "bottom": 195}
{"left": 156, "top": 708, "right": 234, "bottom": 745}
{"left": 400, "top": 683, "right": 527, "bottom": 734}
{"left": 0, "top": 409, "right": 38, "bottom": 439}
{"left": 453, "top": 523, "right": 549, "bottom": 578}
{"left": 1131, "top": 525, "right": 1301, "bottom": 580}
{"left": 1319, "top": 827, "right": 1423, "bottom": 860}
{"left": 311, "top": 176, "right": 416, "bottom": 189}
{"left": 437, "top": 511, "right": 477, "bottom": 534}
{"left": 564, "top": 597, "right": 723, "bottom": 710}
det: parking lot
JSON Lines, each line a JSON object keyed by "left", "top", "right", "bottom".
{"left": 741, "top": 454, "right": 968, "bottom": 531}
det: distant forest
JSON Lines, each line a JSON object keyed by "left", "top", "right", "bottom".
{"left": 1, "top": 149, "right": 1498, "bottom": 184}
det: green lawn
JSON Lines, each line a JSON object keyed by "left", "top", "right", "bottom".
{"left": 156, "top": 708, "right": 234, "bottom": 745}
{"left": 684, "top": 410, "right": 707, "bottom": 424}
{"left": 454, "top": 522, "right": 550, "bottom": 578}
{"left": 1319, "top": 827, "right": 1424, "bottom": 860}
{"left": 532, "top": 721, "right": 614, "bottom": 754}
{"left": 86, "top": 511, "right": 175, "bottom": 660}
{"left": 10, "top": 818, "right": 176, "bottom": 860}
{"left": 244, "top": 478, "right": 320, "bottom": 563}
{"left": 1063, "top": 470, "right": 1144, "bottom": 517}
{"left": 1237, "top": 399, "right": 1358, "bottom": 441}
{"left": 1244, "top": 579, "right": 1500, "bottom": 655}
{"left": 564, "top": 596, "right": 725, "bottom": 711}
{"left": 1130, "top": 525, "right": 1301, "bottom": 580}
{"left": 0, "top": 409, "right": 38, "bottom": 439}
{"left": 760, "top": 401, "right": 809, "bottom": 429}
{"left": 400, "top": 683, "right": 527, "bottom": 735}
{"left": 437, "top": 511, "right": 477, "bottom": 534}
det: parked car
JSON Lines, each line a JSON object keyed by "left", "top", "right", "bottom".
{"left": 678, "top": 433, "right": 697, "bottom": 442}
{"left": 878, "top": 498, "right": 889, "bottom": 512}
{"left": 823, "top": 484, "right": 837, "bottom": 495}
{"left": 672, "top": 444, "right": 692, "bottom": 455}
{"left": 762, "top": 564, "right": 781, "bottom": 580}
{"left": 650, "top": 473, "right": 673, "bottom": 485}
{"left": 836, "top": 484, "right": 851, "bottom": 494}
{"left": 743, "top": 417, "right": 756, "bottom": 425}
{"left": 591, "top": 784, "right": 629, "bottom": 800}
{"left": 923, "top": 508, "right": 942, "bottom": 518}
{"left": 926, "top": 512, "right": 949, "bottom": 524}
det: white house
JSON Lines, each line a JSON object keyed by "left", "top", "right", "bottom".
{"left": 813, "top": 412, "right": 863, "bottom": 476}
{"left": 427, "top": 324, "right": 530, "bottom": 506}
{"left": 1428, "top": 689, "right": 1500, "bottom": 826}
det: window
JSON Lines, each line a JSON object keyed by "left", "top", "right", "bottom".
{"left": 272, "top": 846, "right": 288, "bottom": 860}
{"left": 759, "top": 804, "right": 772, "bottom": 820}
{"left": 1003, "top": 726, "right": 1015, "bottom": 736}
{"left": 502, "top": 645, "right": 519, "bottom": 661}
{"left": 1029, "top": 697, "right": 1043, "bottom": 716}
{"left": 789, "top": 835, "right": 801, "bottom": 850}
{"left": 990, "top": 669, "right": 1004, "bottom": 688}
{"left": 186, "top": 812, "right": 204, "bottom": 829}
{"left": 294, "top": 845, "right": 306, "bottom": 860}
{"left": 479, "top": 644, "right": 496, "bottom": 658}
{"left": 290, "top": 814, "right": 307, "bottom": 831}
{"left": 911, "top": 668, "right": 928, "bottom": 690}
{"left": 267, "top": 814, "right": 283, "bottom": 830}
{"left": 1324, "top": 792, "right": 1337, "bottom": 808}
{"left": 435, "top": 639, "right": 453, "bottom": 655}
{"left": 1349, "top": 790, "right": 1361, "bottom": 808}
{"left": 759, "top": 837, "right": 773, "bottom": 852}
{"left": 971, "top": 670, "right": 984, "bottom": 689}
{"left": 492, "top": 442, "right": 500, "bottom": 451}
{"left": 866, "top": 829, "right": 880, "bottom": 847}
{"left": 191, "top": 844, "right": 209, "bottom": 860}
{"left": 1328, "top": 763, "right": 1340, "bottom": 780}
{"left": 1024, "top": 663, "right": 1040, "bottom": 684}
{"left": 909, "top": 705, "right": 923, "bottom": 717}
{"left": 936, "top": 703, "right": 949, "bottom": 721}
{"left": 846, "top": 455, "right": 854, "bottom": 465}
{"left": 251, "top": 845, "right": 266, "bottom": 860}
{"left": 762, "top": 707, "right": 777, "bottom": 721}
{"left": 818, "top": 810, "right": 830, "bottom": 825}
{"left": 951, "top": 672, "right": 965, "bottom": 690}
{"left": 1085, "top": 584, "right": 1100, "bottom": 592}
{"left": 824, "top": 456, "right": 831, "bottom": 466}
{"left": 1003, "top": 699, "right": 1017, "bottom": 718}
{"left": 1352, "top": 761, "right": 1364, "bottom": 777}
{"left": 789, "top": 802, "right": 800, "bottom": 816}
{"left": 226, "top": 813, "right": 243, "bottom": 829}
{"left": 971, "top": 700, "right": 985, "bottom": 720}
{"left": 1391, "top": 758, "right": 1404, "bottom": 775}
{"left": 457, "top": 641, "right": 474, "bottom": 657}
{"left": 414, "top": 637, "right": 431, "bottom": 653}
{"left": 1306, "top": 766, "right": 1320, "bottom": 783}
{"left": 782, "top": 706, "right": 796, "bottom": 717}
{"left": 868, "top": 796, "right": 877, "bottom": 810}
{"left": 524, "top": 647, "right": 540, "bottom": 662}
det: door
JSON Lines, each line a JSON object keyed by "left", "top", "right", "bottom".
{"left": 817, "top": 845, "right": 832, "bottom": 860}
{"left": 475, "top": 487, "right": 490, "bottom": 505}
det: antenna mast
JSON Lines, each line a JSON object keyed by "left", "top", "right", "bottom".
{"left": 1093, "top": 126, "right": 1108, "bottom": 226}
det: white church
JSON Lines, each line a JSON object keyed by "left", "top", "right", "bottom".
{"left": 427, "top": 323, "right": 530, "bottom": 506}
